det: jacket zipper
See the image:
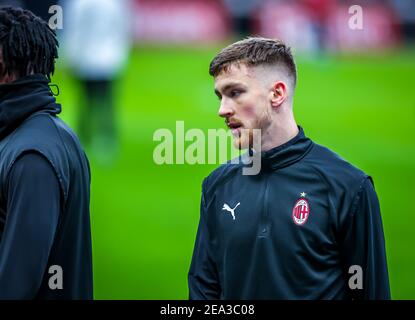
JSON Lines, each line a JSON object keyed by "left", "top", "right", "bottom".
{"left": 258, "top": 173, "right": 270, "bottom": 238}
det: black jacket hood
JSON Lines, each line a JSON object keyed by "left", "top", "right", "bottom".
{"left": 0, "top": 74, "right": 61, "bottom": 140}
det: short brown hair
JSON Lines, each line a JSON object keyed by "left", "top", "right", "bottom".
{"left": 209, "top": 37, "right": 297, "bottom": 86}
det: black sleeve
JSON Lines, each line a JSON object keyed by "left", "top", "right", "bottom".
{"left": 340, "top": 177, "right": 390, "bottom": 300}
{"left": 188, "top": 180, "right": 221, "bottom": 300}
{"left": 0, "top": 152, "right": 61, "bottom": 299}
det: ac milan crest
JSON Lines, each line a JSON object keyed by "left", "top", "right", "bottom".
{"left": 292, "top": 193, "right": 310, "bottom": 225}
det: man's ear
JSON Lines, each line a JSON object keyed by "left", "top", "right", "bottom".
{"left": 270, "top": 81, "right": 287, "bottom": 108}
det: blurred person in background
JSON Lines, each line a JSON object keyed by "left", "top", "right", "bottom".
{"left": 391, "top": 0, "right": 415, "bottom": 44}
{"left": 62, "top": 0, "right": 132, "bottom": 164}
{"left": 0, "top": 6, "right": 92, "bottom": 299}
{"left": 301, "top": 0, "right": 336, "bottom": 52}
{"left": 222, "top": 0, "right": 262, "bottom": 37}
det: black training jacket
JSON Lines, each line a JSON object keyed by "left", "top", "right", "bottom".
{"left": 189, "top": 127, "right": 390, "bottom": 300}
{"left": 0, "top": 74, "right": 93, "bottom": 299}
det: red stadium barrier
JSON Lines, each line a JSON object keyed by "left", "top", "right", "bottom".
{"left": 254, "top": 2, "right": 318, "bottom": 52}
{"left": 132, "top": 0, "right": 401, "bottom": 50}
{"left": 133, "top": 0, "right": 230, "bottom": 43}
{"left": 327, "top": 5, "right": 400, "bottom": 51}
{"left": 255, "top": 2, "right": 400, "bottom": 51}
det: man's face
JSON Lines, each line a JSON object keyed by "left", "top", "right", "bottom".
{"left": 214, "top": 63, "right": 272, "bottom": 149}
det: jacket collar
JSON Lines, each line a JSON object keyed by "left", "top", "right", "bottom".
{"left": 0, "top": 74, "right": 61, "bottom": 140}
{"left": 260, "top": 126, "right": 314, "bottom": 171}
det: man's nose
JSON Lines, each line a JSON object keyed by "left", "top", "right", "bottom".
{"left": 218, "top": 99, "right": 234, "bottom": 118}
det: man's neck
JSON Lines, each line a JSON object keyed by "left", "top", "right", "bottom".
{"left": 260, "top": 117, "right": 299, "bottom": 152}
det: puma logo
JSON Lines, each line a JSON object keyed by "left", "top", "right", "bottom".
{"left": 222, "top": 202, "right": 240, "bottom": 220}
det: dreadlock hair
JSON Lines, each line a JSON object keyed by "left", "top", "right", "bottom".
{"left": 0, "top": 6, "right": 58, "bottom": 80}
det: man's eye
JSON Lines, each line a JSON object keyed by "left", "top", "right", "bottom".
{"left": 230, "top": 90, "right": 242, "bottom": 98}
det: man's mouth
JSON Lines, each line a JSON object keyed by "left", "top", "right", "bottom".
{"left": 227, "top": 121, "right": 243, "bottom": 137}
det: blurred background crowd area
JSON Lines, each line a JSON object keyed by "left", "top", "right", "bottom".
{"left": 4, "top": 0, "right": 415, "bottom": 49}
{"left": 0, "top": 0, "right": 414, "bottom": 299}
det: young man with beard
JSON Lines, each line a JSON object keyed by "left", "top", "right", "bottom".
{"left": 188, "top": 37, "right": 390, "bottom": 299}
{"left": 0, "top": 6, "right": 92, "bottom": 299}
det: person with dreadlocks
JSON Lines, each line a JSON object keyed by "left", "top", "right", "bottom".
{"left": 0, "top": 6, "right": 93, "bottom": 299}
